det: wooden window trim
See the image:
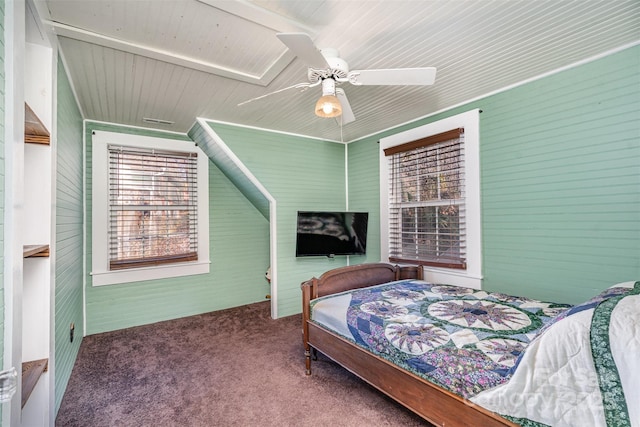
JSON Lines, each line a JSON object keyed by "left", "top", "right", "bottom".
{"left": 383, "top": 128, "right": 464, "bottom": 157}
{"left": 110, "top": 252, "right": 199, "bottom": 270}
{"left": 389, "top": 257, "right": 467, "bottom": 270}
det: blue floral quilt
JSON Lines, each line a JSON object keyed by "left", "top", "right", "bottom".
{"left": 311, "top": 280, "right": 571, "bottom": 398}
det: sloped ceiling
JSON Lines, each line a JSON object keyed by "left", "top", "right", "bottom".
{"left": 35, "top": 0, "right": 640, "bottom": 142}
{"left": 189, "top": 119, "right": 271, "bottom": 220}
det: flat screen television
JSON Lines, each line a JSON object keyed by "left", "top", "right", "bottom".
{"left": 295, "top": 211, "right": 368, "bottom": 257}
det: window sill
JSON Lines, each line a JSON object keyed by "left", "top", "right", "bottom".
{"left": 91, "top": 260, "right": 210, "bottom": 286}
{"left": 421, "top": 266, "right": 483, "bottom": 290}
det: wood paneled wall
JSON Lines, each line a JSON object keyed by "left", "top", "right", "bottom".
{"left": 54, "top": 57, "right": 85, "bottom": 414}
{"left": 349, "top": 45, "right": 640, "bottom": 305}
{"left": 203, "top": 122, "right": 350, "bottom": 317}
{"left": 83, "top": 123, "right": 269, "bottom": 333}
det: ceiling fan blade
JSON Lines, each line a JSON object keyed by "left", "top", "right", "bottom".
{"left": 345, "top": 67, "right": 437, "bottom": 86}
{"left": 335, "top": 89, "right": 355, "bottom": 125}
{"left": 237, "top": 82, "right": 316, "bottom": 107}
{"left": 276, "top": 32, "right": 329, "bottom": 69}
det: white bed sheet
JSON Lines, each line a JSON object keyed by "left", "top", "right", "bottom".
{"left": 310, "top": 292, "right": 353, "bottom": 339}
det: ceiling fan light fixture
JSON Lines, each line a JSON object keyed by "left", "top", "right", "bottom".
{"left": 315, "top": 78, "right": 342, "bottom": 118}
{"left": 315, "top": 94, "right": 342, "bottom": 118}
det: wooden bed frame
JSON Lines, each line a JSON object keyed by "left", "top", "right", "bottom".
{"left": 301, "top": 263, "right": 517, "bottom": 427}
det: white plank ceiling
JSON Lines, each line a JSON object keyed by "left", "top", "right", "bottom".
{"left": 34, "top": 0, "right": 640, "bottom": 142}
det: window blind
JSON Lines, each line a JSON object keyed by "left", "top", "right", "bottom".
{"left": 385, "top": 128, "right": 467, "bottom": 269}
{"left": 108, "top": 145, "right": 198, "bottom": 270}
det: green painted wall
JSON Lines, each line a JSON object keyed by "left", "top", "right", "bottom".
{"left": 204, "top": 122, "right": 356, "bottom": 317}
{"left": 349, "top": 45, "right": 640, "bottom": 305}
{"left": 54, "top": 57, "right": 84, "bottom": 414}
{"left": 346, "top": 144, "right": 381, "bottom": 264}
{"left": 84, "top": 123, "right": 270, "bottom": 334}
{"left": 81, "top": 45, "right": 638, "bottom": 331}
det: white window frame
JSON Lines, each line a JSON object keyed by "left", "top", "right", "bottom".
{"left": 380, "top": 109, "right": 482, "bottom": 288}
{"left": 91, "top": 131, "right": 210, "bottom": 286}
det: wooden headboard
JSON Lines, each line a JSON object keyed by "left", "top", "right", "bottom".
{"left": 302, "top": 262, "right": 423, "bottom": 300}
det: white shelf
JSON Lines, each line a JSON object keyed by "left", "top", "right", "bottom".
{"left": 20, "top": 40, "right": 54, "bottom": 425}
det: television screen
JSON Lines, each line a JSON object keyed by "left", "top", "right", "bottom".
{"left": 295, "top": 211, "right": 368, "bottom": 257}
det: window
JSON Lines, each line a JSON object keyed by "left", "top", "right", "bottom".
{"left": 108, "top": 146, "right": 199, "bottom": 270}
{"left": 92, "top": 131, "right": 209, "bottom": 286}
{"left": 385, "top": 128, "right": 466, "bottom": 269}
{"left": 380, "top": 109, "right": 481, "bottom": 288}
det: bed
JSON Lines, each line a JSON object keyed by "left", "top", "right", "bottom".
{"left": 301, "top": 262, "right": 639, "bottom": 427}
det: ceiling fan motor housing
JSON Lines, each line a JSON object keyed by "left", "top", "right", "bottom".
{"left": 308, "top": 48, "right": 349, "bottom": 83}
{"left": 320, "top": 78, "right": 336, "bottom": 96}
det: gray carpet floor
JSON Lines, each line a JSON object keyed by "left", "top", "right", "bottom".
{"left": 56, "top": 301, "right": 429, "bottom": 426}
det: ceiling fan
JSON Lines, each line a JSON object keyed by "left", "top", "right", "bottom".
{"left": 238, "top": 33, "right": 437, "bottom": 125}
